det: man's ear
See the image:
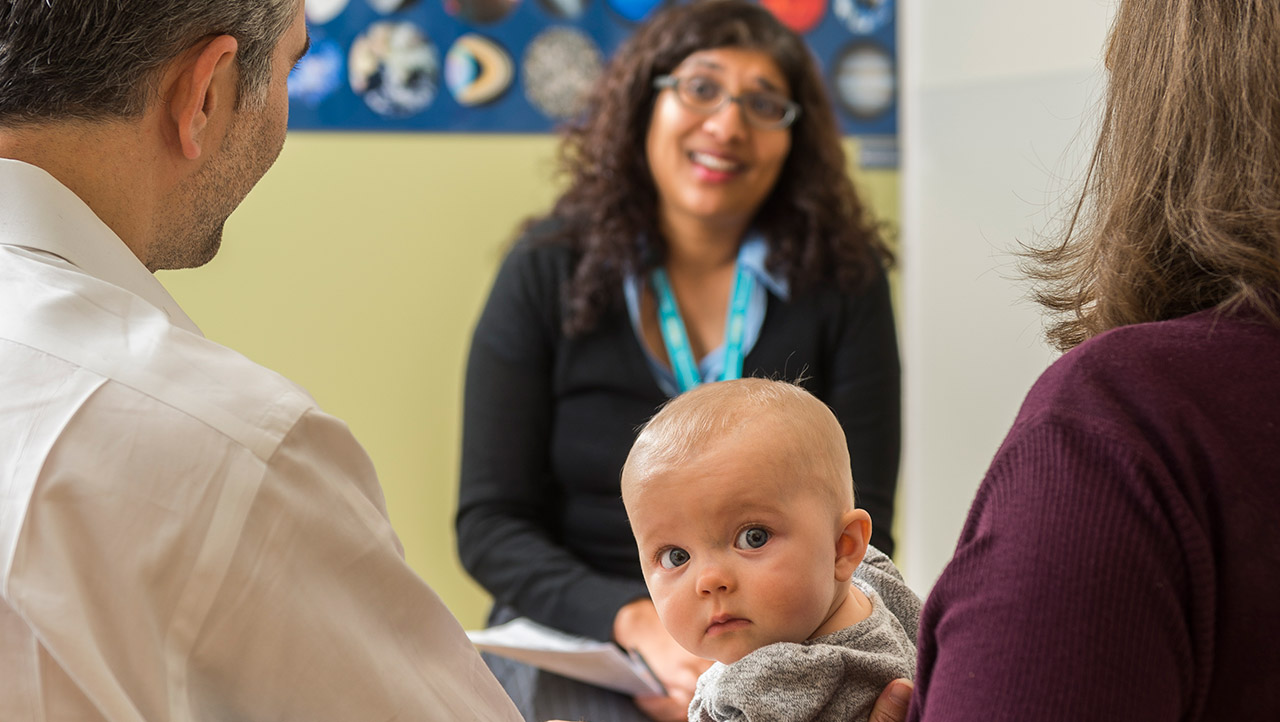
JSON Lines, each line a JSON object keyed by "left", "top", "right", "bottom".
{"left": 164, "top": 35, "right": 239, "bottom": 161}
{"left": 833, "top": 508, "right": 872, "bottom": 583}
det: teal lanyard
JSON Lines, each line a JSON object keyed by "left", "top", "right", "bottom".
{"left": 650, "top": 264, "right": 755, "bottom": 393}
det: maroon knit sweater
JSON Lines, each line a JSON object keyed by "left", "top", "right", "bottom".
{"left": 910, "top": 305, "right": 1280, "bottom": 721}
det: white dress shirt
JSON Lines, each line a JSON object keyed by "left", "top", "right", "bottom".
{"left": 0, "top": 159, "right": 521, "bottom": 721}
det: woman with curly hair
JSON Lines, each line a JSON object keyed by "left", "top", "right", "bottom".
{"left": 456, "top": 1, "right": 901, "bottom": 719}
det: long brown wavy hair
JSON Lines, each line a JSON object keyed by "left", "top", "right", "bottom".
{"left": 1027, "top": 0, "right": 1280, "bottom": 351}
{"left": 531, "top": 0, "right": 893, "bottom": 336}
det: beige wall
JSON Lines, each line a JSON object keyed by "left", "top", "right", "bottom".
{"left": 159, "top": 133, "right": 898, "bottom": 630}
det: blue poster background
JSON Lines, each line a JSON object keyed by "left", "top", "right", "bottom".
{"left": 288, "top": 0, "right": 896, "bottom": 138}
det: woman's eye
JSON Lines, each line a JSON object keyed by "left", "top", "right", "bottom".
{"left": 685, "top": 76, "right": 722, "bottom": 102}
{"left": 735, "top": 527, "right": 770, "bottom": 549}
{"left": 746, "top": 94, "right": 787, "bottom": 121}
{"left": 660, "top": 547, "right": 690, "bottom": 569}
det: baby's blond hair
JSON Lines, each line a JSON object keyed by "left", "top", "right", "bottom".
{"left": 622, "top": 378, "right": 854, "bottom": 509}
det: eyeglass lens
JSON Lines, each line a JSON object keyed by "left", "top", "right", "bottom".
{"left": 675, "top": 76, "right": 794, "bottom": 128}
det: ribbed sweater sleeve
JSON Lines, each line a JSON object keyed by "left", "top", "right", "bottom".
{"left": 909, "top": 308, "right": 1280, "bottom": 721}
{"left": 909, "top": 418, "right": 1201, "bottom": 721}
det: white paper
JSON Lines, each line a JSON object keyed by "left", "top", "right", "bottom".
{"left": 467, "top": 617, "right": 666, "bottom": 697}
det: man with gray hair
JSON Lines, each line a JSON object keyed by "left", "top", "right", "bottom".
{"left": 0, "top": 1, "right": 520, "bottom": 719}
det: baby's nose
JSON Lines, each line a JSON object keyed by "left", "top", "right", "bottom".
{"left": 696, "top": 560, "right": 733, "bottom": 595}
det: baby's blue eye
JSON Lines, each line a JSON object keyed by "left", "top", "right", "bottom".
{"left": 735, "top": 527, "right": 770, "bottom": 549}
{"left": 660, "top": 547, "right": 690, "bottom": 569}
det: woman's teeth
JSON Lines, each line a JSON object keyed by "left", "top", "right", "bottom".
{"left": 690, "top": 152, "right": 742, "bottom": 172}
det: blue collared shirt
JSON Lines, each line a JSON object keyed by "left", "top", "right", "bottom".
{"left": 623, "top": 234, "right": 790, "bottom": 397}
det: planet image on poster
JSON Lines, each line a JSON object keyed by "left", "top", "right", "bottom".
{"left": 306, "top": 0, "right": 350, "bottom": 24}
{"left": 522, "top": 28, "right": 603, "bottom": 120}
{"left": 349, "top": 22, "right": 439, "bottom": 118}
{"left": 606, "top": 0, "right": 666, "bottom": 23}
{"left": 834, "top": 0, "right": 893, "bottom": 35}
{"left": 288, "top": 38, "right": 344, "bottom": 107}
{"left": 445, "top": 34, "right": 513, "bottom": 107}
{"left": 832, "top": 41, "right": 895, "bottom": 120}
{"left": 761, "top": 0, "right": 825, "bottom": 34}
{"left": 368, "top": 0, "right": 420, "bottom": 13}
{"left": 444, "top": 0, "right": 519, "bottom": 25}
{"left": 537, "top": 0, "right": 588, "bottom": 19}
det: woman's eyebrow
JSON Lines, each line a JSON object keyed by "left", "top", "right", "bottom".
{"left": 685, "top": 58, "right": 724, "bottom": 71}
{"left": 681, "top": 58, "right": 783, "bottom": 91}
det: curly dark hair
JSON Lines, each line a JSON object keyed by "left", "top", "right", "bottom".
{"left": 531, "top": 0, "right": 893, "bottom": 336}
{"left": 1026, "top": 0, "right": 1280, "bottom": 350}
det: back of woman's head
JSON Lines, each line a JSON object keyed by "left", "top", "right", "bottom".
{"left": 1032, "top": 0, "right": 1280, "bottom": 349}
{"left": 541, "top": 0, "right": 889, "bottom": 336}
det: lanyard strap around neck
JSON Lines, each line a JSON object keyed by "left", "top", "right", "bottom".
{"left": 651, "top": 264, "right": 755, "bottom": 394}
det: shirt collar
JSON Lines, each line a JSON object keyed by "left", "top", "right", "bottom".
{"left": 623, "top": 232, "right": 791, "bottom": 300}
{"left": 0, "top": 158, "right": 201, "bottom": 336}
{"left": 736, "top": 233, "right": 790, "bottom": 301}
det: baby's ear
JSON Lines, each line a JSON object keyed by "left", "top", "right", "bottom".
{"left": 833, "top": 509, "right": 872, "bottom": 582}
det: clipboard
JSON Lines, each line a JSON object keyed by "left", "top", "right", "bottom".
{"left": 466, "top": 617, "right": 667, "bottom": 697}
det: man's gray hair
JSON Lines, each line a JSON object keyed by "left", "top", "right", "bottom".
{"left": 0, "top": 0, "right": 297, "bottom": 123}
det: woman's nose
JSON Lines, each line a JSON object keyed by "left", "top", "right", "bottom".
{"left": 701, "top": 98, "right": 749, "bottom": 141}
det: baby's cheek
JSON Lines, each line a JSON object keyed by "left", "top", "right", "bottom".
{"left": 652, "top": 587, "right": 678, "bottom": 621}
{"left": 651, "top": 590, "right": 685, "bottom": 636}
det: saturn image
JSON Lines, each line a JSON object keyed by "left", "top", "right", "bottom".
{"left": 445, "top": 34, "right": 514, "bottom": 107}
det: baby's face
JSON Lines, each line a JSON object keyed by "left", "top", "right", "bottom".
{"left": 625, "top": 430, "right": 845, "bottom": 665}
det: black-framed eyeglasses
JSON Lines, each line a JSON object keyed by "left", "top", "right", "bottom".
{"left": 653, "top": 74, "right": 801, "bottom": 130}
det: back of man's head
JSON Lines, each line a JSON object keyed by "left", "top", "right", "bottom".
{"left": 0, "top": 0, "right": 297, "bottom": 124}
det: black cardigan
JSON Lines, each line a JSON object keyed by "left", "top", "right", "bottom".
{"left": 456, "top": 236, "right": 901, "bottom": 641}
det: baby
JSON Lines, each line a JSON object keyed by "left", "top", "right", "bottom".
{"left": 621, "top": 378, "right": 917, "bottom": 722}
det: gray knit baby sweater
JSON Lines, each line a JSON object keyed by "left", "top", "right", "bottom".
{"left": 687, "top": 547, "right": 919, "bottom": 722}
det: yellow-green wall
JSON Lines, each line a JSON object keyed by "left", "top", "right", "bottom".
{"left": 159, "top": 133, "right": 897, "bottom": 630}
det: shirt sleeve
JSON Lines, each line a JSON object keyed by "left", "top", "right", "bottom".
{"left": 909, "top": 421, "right": 1197, "bottom": 721}
{"left": 824, "top": 269, "right": 901, "bottom": 556}
{"left": 456, "top": 244, "right": 648, "bottom": 641}
{"left": 183, "top": 409, "right": 524, "bottom": 720}
{"left": 6, "top": 389, "right": 521, "bottom": 719}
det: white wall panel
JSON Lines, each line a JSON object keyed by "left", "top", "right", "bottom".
{"left": 898, "top": 0, "right": 1115, "bottom": 592}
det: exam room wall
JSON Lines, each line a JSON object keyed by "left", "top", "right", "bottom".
{"left": 158, "top": 133, "right": 899, "bottom": 630}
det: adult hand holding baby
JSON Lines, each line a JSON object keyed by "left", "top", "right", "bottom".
{"left": 867, "top": 679, "right": 913, "bottom": 722}
{"left": 614, "top": 598, "right": 713, "bottom": 721}
{"left": 543, "top": 679, "right": 914, "bottom": 722}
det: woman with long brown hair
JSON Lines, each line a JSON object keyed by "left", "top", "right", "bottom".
{"left": 456, "top": 1, "right": 901, "bottom": 719}
{"left": 905, "top": 1, "right": 1280, "bottom": 719}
